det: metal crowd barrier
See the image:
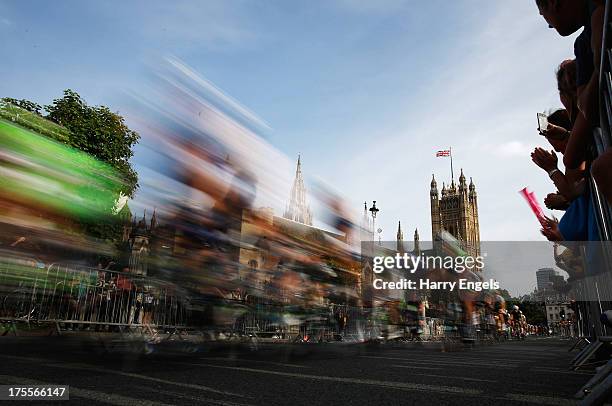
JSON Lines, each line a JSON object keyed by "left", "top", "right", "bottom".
{"left": 555, "top": 0, "right": 612, "bottom": 345}
{"left": 0, "top": 255, "right": 188, "bottom": 332}
{"left": 0, "top": 253, "right": 511, "bottom": 344}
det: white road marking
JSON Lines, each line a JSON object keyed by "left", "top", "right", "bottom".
{"left": 48, "top": 362, "right": 246, "bottom": 398}
{"left": 0, "top": 374, "right": 171, "bottom": 406}
{"left": 384, "top": 352, "right": 555, "bottom": 362}
{"left": 194, "top": 363, "right": 483, "bottom": 396}
{"left": 134, "top": 385, "right": 254, "bottom": 406}
{"left": 360, "top": 355, "right": 519, "bottom": 368}
{"left": 505, "top": 393, "right": 578, "bottom": 405}
{"left": 0, "top": 354, "right": 244, "bottom": 398}
{"left": 532, "top": 367, "right": 594, "bottom": 375}
{"left": 418, "top": 374, "right": 497, "bottom": 383}
{"left": 197, "top": 356, "right": 309, "bottom": 369}
{"left": 390, "top": 365, "right": 443, "bottom": 371}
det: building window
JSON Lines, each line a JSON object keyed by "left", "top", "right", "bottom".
{"left": 248, "top": 259, "right": 258, "bottom": 270}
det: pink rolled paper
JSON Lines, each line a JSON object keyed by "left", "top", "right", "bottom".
{"left": 519, "top": 187, "right": 547, "bottom": 227}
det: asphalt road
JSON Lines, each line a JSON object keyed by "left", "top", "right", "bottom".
{"left": 0, "top": 336, "right": 594, "bottom": 405}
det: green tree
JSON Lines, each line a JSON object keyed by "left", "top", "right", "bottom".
{"left": 498, "top": 289, "right": 512, "bottom": 301}
{"left": 45, "top": 89, "right": 139, "bottom": 196}
{"left": 508, "top": 299, "right": 547, "bottom": 325}
{"left": 1, "top": 97, "right": 43, "bottom": 115}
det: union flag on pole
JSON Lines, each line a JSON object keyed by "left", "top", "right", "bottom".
{"left": 436, "top": 150, "right": 451, "bottom": 157}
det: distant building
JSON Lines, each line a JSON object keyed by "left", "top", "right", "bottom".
{"left": 396, "top": 221, "right": 404, "bottom": 252}
{"left": 546, "top": 302, "right": 576, "bottom": 336}
{"left": 536, "top": 268, "right": 558, "bottom": 291}
{"left": 120, "top": 209, "right": 157, "bottom": 276}
{"left": 430, "top": 170, "right": 480, "bottom": 257}
{"left": 545, "top": 303, "right": 574, "bottom": 324}
{"left": 121, "top": 208, "right": 177, "bottom": 276}
{"left": 283, "top": 155, "right": 313, "bottom": 226}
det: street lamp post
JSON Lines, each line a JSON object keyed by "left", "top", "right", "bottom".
{"left": 369, "top": 201, "right": 379, "bottom": 244}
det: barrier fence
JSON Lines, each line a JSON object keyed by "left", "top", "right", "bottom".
{"left": 1, "top": 253, "right": 527, "bottom": 343}
{"left": 0, "top": 255, "right": 188, "bottom": 331}
{"left": 579, "top": 0, "right": 612, "bottom": 340}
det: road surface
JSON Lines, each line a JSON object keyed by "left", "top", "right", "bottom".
{"left": 0, "top": 336, "right": 593, "bottom": 405}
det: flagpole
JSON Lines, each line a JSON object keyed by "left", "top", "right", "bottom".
{"left": 450, "top": 146, "right": 454, "bottom": 183}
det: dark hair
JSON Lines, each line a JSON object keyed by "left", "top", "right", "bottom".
{"left": 535, "top": 0, "right": 549, "bottom": 8}
{"left": 556, "top": 59, "right": 576, "bottom": 94}
{"left": 548, "top": 109, "right": 571, "bottom": 132}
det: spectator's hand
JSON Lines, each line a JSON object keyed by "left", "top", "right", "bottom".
{"left": 531, "top": 148, "right": 558, "bottom": 172}
{"left": 540, "top": 216, "right": 563, "bottom": 241}
{"left": 544, "top": 192, "right": 569, "bottom": 210}
{"left": 541, "top": 123, "right": 568, "bottom": 140}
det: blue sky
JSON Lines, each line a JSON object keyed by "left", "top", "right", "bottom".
{"left": 1, "top": 0, "right": 579, "bottom": 248}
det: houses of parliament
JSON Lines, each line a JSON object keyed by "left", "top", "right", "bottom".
{"left": 274, "top": 154, "right": 481, "bottom": 258}
{"left": 121, "top": 155, "right": 481, "bottom": 276}
{"left": 430, "top": 169, "right": 481, "bottom": 257}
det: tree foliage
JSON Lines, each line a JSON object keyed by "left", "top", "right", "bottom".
{"left": 45, "top": 90, "right": 140, "bottom": 197}
{"left": 508, "top": 299, "right": 547, "bottom": 325}
{"left": 2, "top": 97, "right": 43, "bottom": 115}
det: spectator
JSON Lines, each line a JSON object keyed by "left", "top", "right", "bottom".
{"left": 541, "top": 109, "right": 572, "bottom": 153}
{"left": 532, "top": 109, "right": 585, "bottom": 207}
{"left": 536, "top": 0, "right": 605, "bottom": 169}
{"left": 535, "top": 61, "right": 582, "bottom": 212}
{"left": 556, "top": 59, "right": 577, "bottom": 122}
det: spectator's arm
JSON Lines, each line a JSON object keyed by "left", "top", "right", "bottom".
{"left": 563, "top": 112, "right": 591, "bottom": 169}
{"left": 591, "top": 3, "right": 605, "bottom": 70}
{"left": 550, "top": 167, "right": 586, "bottom": 201}
{"left": 531, "top": 148, "right": 585, "bottom": 200}
{"left": 578, "top": 5, "right": 606, "bottom": 123}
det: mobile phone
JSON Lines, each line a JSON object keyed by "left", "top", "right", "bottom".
{"left": 537, "top": 113, "right": 548, "bottom": 133}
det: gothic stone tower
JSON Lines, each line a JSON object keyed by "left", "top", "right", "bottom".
{"left": 284, "top": 155, "right": 313, "bottom": 226}
{"left": 430, "top": 170, "right": 480, "bottom": 257}
{"left": 396, "top": 221, "right": 404, "bottom": 253}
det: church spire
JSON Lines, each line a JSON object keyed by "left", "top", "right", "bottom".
{"left": 150, "top": 208, "right": 157, "bottom": 231}
{"left": 459, "top": 168, "right": 467, "bottom": 192}
{"left": 397, "top": 221, "right": 404, "bottom": 253}
{"left": 296, "top": 153, "right": 301, "bottom": 174}
{"left": 414, "top": 228, "right": 420, "bottom": 255}
{"left": 283, "top": 154, "right": 313, "bottom": 225}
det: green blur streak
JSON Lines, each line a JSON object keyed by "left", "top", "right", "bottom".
{"left": 0, "top": 119, "right": 124, "bottom": 218}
